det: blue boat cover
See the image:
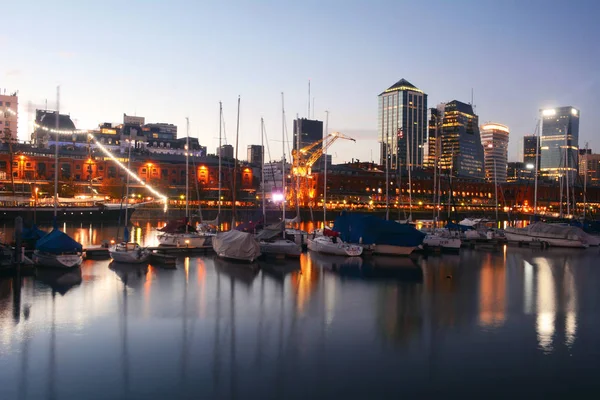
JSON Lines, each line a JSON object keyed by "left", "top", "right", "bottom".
{"left": 35, "top": 228, "right": 83, "bottom": 254}
{"left": 333, "top": 212, "right": 425, "bottom": 247}
{"left": 123, "top": 226, "right": 130, "bottom": 242}
{"left": 21, "top": 225, "right": 47, "bottom": 241}
{"left": 445, "top": 222, "right": 474, "bottom": 231}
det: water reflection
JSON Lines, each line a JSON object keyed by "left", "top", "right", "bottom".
{"left": 0, "top": 245, "right": 594, "bottom": 398}
{"left": 35, "top": 268, "right": 83, "bottom": 296}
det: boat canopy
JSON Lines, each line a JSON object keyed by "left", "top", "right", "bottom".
{"left": 509, "top": 222, "right": 587, "bottom": 241}
{"left": 21, "top": 224, "right": 47, "bottom": 241}
{"left": 445, "top": 222, "right": 474, "bottom": 231}
{"left": 35, "top": 228, "right": 83, "bottom": 254}
{"left": 213, "top": 230, "right": 261, "bottom": 260}
{"left": 256, "top": 222, "right": 284, "bottom": 241}
{"left": 333, "top": 212, "right": 426, "bottom": 247}
{"left": 158, "top": 218, "right": 198, "bottom": 233}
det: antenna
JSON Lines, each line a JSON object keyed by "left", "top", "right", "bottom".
{"left": 308, "top": 79, "right": 311, "bottom": 119}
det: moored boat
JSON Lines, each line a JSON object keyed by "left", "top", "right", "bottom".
{"left": 307, "top": 234, "right": 363, "bottom": 257}
{"left": 257, "top": 222, "right": 302, "bottom": 258}
{"left": 212, "top": 229, "right": 261, "bottom": 262}
{"left": 158, "top": 218, "right": 215, "bottom": 247}
{"left": 33, "top": 228, "right": 83, "bottom": 268}
{"left": 504, "top": 222, "right": 589, "bottom": 248}
{"left": 109, "top": 242, "right": 150, "bottom": 264}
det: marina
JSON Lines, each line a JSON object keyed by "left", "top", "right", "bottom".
{"left": 1, "top": 220, "right": 600, "bottom": 398}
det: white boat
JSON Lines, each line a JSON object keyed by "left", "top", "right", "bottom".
{"left": 212, "top": 230, "right": 261, "bottom": 262}
{"left": 504, "top": 222, "right": 589, "bottom": 248}
{"left": 33, "top": 250, "right": 82, "bottom": 269}
{"left": 109, "top": 242, "right": 150, "bottom": 264}
{"left": 285, "top": 228, "right": 308, "bottom": 246}
{"left": 307, "top": 235, "right": 363, "bottom": 257}
{"left": 422, "top": 233, "right": 461, "bottom": 252}
{"left": 260, "top": 239, "right": 302, "bottom": 258}
{"left": 371, "top": 244, "right": 416, "bottom": 256}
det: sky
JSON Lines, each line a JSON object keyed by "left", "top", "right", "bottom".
{"left": 2, "top": 0, "right": 600, "bottom": 164}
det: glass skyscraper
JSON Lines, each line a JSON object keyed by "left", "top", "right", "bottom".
{"left": 378, "top": 79, "right": 427, "bottom": 169}
{"left": 438, "top": 100, "right": 485, "bottom": 180}
{"left": 540, "top": 106, "right": 580, "bottom": 180}
{"left": 523, "top": 134, "right": 540, "bottom": 169}
{"left": 481, "top": 123, "right": 509, "bottom": 183}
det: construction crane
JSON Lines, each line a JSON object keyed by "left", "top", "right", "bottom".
{"left": 291, "top": 131, "right": 355, "bottom": 208}
{"left": 292, "top": 131, "right": 355, "bottom": 177}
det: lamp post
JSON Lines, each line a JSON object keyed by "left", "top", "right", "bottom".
{"left": 34, "top": 186, "right": 39, "bottom": 224}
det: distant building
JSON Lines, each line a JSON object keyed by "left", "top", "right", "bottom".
{"left": 540, "top": 106, "right": 579, "bottom": 180}
{"left": 425, "top": 106, "right": 444, "bottom": 168}
{"left": 378, "top": 79, "right": 428, "bottom": 169}
{"left": 0, "top": 92, "right": 18, "bottom": 142}
{"left": 438, "top": 100, "right": 485, "bottom": 180}
{"left": 143, "top": 123, "right": 177, "bottom": 140}
{"left": 32, "top": 109, "right": 79, "bottom": 148}
{"left": 123, "top": 114, "right": 145, "bottom": 126}
{"left": 481, "top": 123, "right": 509, "bottom": 183}
{"left": 293, "top": 118, "right": 323, "bottom": 151}
{"left": 217, "top": 144, "right": 234, "bottom": 159}
{"left": 247, "top": 145, "right": 263, "bottom": 166}
{"left": 507, "top": 161, "right": 533, "bottom": 183}
{"left": 263, "top": 160, "right": 290, "bottom": 195}
{"left": 579, "top": 149, "right": 600, "bottom": 187}
{"left": 523, "top": 134, "right": 540, "bottom": 170}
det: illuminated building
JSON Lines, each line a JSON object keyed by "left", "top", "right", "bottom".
{"left": 507, "top": 162, "right": 532, "bottom": 183}
{"left": 523, "top": 135, "right": 540, "bottom": 170}
{"left": 579, "top": 149, "right": 600, "bottom": 187}
{"left": 425, "top": 107, "right": 444, "bottom": 168}
{"left": 540, "top": 106, "right": 579, "bottom": 180}
{"left": 378, "top": 79, "right": 428, "bottom": 169}
{"left": 481, "top": 123, "right": 509, "bottom": 183}
{"left": 0, "top": 92, "right": 18, "bottom": 141}
{"left": 247, "top": 145, "right": 263, "bottom": 166}
{"left": 438, "top": 100, "right": 485, "bottom": 180}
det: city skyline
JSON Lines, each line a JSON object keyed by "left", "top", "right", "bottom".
{"left": 2, "top": 0, "right": 599, "bottom": 164}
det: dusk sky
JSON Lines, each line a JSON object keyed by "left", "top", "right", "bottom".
{"left": 3, "top": 0, "right": 599, "bottom": 163}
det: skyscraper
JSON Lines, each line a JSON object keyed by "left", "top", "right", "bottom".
{"left": 293, "top": 118, "right": 323, "bottom": 151}
{"left": 425, "top": 106, "right": 444, "bottom": 168}
{"left": 438, "top": 100, "right": 485, "bottom": 180}
{"left": 378, "top": 79, "right": 428, "bottom": 169}
{"left": 540, "top": 106, "right": 580, "bottom": 180}
{"left": 523, "top": 134, "right": 540, "bottom": 169}
{"left": 247, "top": 145, "right": 263, "bottom": 166}
{"left": 481, "top": 123, "right": 509, "bottom": 183}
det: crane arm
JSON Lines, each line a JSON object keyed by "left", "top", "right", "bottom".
{"left": 305, "top": 131, "right": 355, "bottom": 168}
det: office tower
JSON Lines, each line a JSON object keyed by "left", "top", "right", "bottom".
{"left": 247, "top": 145, "right": 263, "bottom": 166}
{"left": 378, "top": 79, "right": 428, "bottom": 169}
{"left": 540, "top": 106, "right": 580, "bottom": 180}
{"left": 481, "top": 123, "right": 509, "bottom": 183}
{"left": 523, "top": 135, "right": 540, "bottom": 169}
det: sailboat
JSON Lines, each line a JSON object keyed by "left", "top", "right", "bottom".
{"left": 257, "top": 114, "right": 302, "bottom": 258}
{"left": 158, "top": 118, "right": 215, "bottom": 247}
{"left": 110, "top": 138, "right": 150, "bottom": 264}
{"left": 34, "top": 87, "right": 83, "bottom": 269}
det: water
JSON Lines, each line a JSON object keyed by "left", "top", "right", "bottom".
{"left": 1, "top": 221, "right": 600, "bottom": 399}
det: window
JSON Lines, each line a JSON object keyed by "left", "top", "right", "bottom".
{"left": 98, "top": 166, "right": 104, "bottom": 171}
{"left": 25, "top": 162, "right": 32, "bottom": 168}
{"left": 76, "top": 164, "right": 81, "bottom": 170}
{"left": 141, "top": 168, "right": 147, "bottom": 173}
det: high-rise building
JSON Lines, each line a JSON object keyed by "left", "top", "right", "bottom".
{"left": 481, "top": 123, "right": 509, "bottom": 183}
{"left": 523, "top": 135, "right": 540, "bottom": 170}
{"left": 247, "top": 145, "right": 263, "bottom": 166}
{"left": 425, "top": 106, "right": 444, "bottom": 168}
{"left": 0, "top": 92, "right": 18, "bottom": 142}
{"left": 579, "top": 148, "right": 600, "bottom": 187}
{"left": 217, "top": 144, "right": 234, "bottom": 159}
{"left": 378, "top": 79, "right": 428, "bottom": 169}
{"left": 540, "top": 106, "right": 580, "bottom": 180}
{"left": 438, "top": 100, "right": 485, "bottom": 180}
{"left": 293, "top": 118, "right": 323, "bottom": 151}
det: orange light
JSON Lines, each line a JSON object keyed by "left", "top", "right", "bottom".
{"left": 19, "top": 155, "right": 25, "bottom": 160}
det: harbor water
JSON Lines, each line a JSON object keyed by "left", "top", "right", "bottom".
{"left": 1, "top": 221, "right": 600, "bottom": 398}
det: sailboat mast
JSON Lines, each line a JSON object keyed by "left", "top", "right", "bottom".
{"left": 432, "top": 118, "right": 437, "bottom": 223}
{"left": 124, "top": 138, "right": 132, "bottom": 229}
{"left": 232, "top": 96, "right": 240, "bottom": 228}
{"left": 584, "top": 142, "right": 588, "bottom": 219}
{"left": 565, "top": 124, "right": 570, "bottom": 217}
{"left": 406, "top": 125, "right": 412, "bottom": 220}
{"left": 533, "top": 119, "right": 540, "bottom": 218}
{"left": 218, "top": 102, "right": 222, "bottom": 222}
{"left": 185, "top": 117, "right": 190, "bottom": 233}
{"left": 385, "top": 131, "right": 389, "bottom": 221}
{"left": 261, "top": 118, "right": 266, "bottom": 223}
{"left": 494, "top": 158, "right": 498, "bottom": 224}
{"left": 323, "top": 111, "right": 329, "bottom": 228}
{"left": 295, "top": 113, "right": 301, "bottom": 220}
{"left": 54, "top": 86, "right": 60, "bottom": 218}
{"left": 281, "top": 93, "right": 286, "bottom": 223}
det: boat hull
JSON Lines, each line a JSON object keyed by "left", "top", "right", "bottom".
{"left": 0, "top": 206, "right": 134, "bottom": 224}
{"left": 423, "top": 235, "right": 462, "bottom": 252}
{"left": 260, "top": 240, "right": 302, "bottom": 257}
{"left": 33, "top": 250, "right": 83, "bottom": 269}
{"left": 372, "top": 244, "right": 416, "bottom": 256}
{"left": 307, "top": 238, "right": 363, "bottom": 257}
{"left": 109, "top": 249, "right": 150, "bottom": 264}
{"left": 504, "top": 231, "right": 588, "bottom": 248}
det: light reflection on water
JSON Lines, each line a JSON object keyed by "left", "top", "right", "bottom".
{"left": 0, "top": 223, "right": 598, "bottom": 398}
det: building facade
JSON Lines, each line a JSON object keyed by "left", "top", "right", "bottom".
{"left": 378, "top": 79, "right": 428, "bottom": 169}
{"left": 438, "top": 100, "right": 485, "bottom": 180}
{"left": 0, "top": 92, "right": 18, "bottom": 142}
{"left": 481, "top": 123, "right": 509, "bottom": 183}
{"left": 293, "top": 118, "right": 323, "bottom": 151}
{"left": 247, "top": 145, "right": 263, "bottom": 166}
{"left": 540, "top": 106, "right": 580, "bottom": 180}
{"left": 123, "top": 114, "right": 145, "bottom": 126}
{"left": 218, "top": 144, "right": 234, "bottom": 159}
{"left": 579, "top": 149, "right": 600, "bottom": 187}
{"left": 523, "top": 134, "right": 540, "bottom": 170}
